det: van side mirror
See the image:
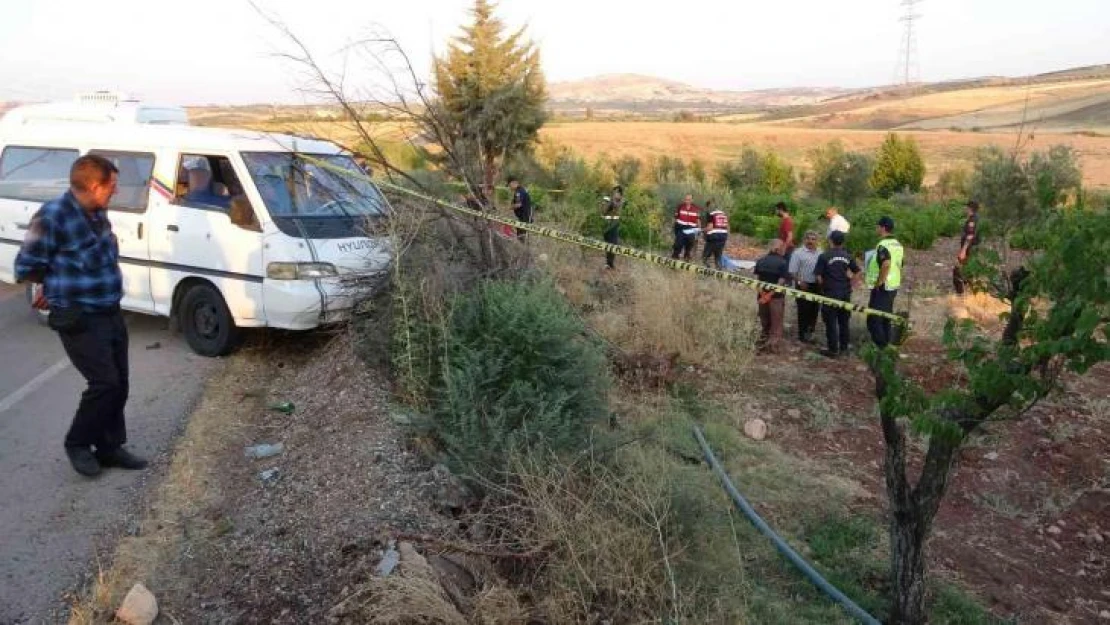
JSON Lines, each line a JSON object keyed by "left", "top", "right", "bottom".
{"left": 229, "top": 196, "right": 261, "bottom": 232}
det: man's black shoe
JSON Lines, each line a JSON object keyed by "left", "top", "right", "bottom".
{"left": 65, "top": 446, "right": 102, "bottom": 477}
{"left": 96, "top": 447, "right": 149, "bottom": 470}
{"left": 819, "top": 349, "right": 840, "bottom": 359}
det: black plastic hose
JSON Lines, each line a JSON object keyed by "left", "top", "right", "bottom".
{"left": 693, "top": 425, "right": 882, "bottom": 625}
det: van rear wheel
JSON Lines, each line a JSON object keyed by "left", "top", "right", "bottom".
{"left": 180, "top": 284, "right": 239, "bottom": 357}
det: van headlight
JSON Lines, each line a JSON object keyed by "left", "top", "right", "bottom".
{"left": 266, "top": 262, "right": 339, "bottom": 280}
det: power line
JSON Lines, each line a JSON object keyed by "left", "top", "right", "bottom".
{"left": 895, "top": 0, "right": 923, "bottom": 86}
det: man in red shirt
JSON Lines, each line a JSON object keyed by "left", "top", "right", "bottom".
{"left": 672, "top": 194, "right": 701, "bottom": 260}
{"left": 701, "top": 199, "right": 729, "bottom": 269}
{"left": 776, "top": 202, "right": 795, "bottom": 261}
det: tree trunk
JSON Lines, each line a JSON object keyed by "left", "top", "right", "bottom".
{"left": 890, "top": 512, "right": 929, "bottom": 625}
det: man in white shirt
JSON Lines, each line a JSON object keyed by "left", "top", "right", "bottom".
{"left": 825, "top": 206, "right": 850, "bottom": 240}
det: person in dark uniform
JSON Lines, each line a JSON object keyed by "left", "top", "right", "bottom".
{"left": 508, "top": 177, "right": 533, "bottom": 237}
{"left": 754, "top": 239, "right": 790, "bottom": 353}
{"left": 815, "top": 230, "right": 860, "bottom": 358}
{"left": 672, "top": 194, "right": 701, "bottom": 260}
{"left": 953, "top": 200, "right": 980, "bottom": 295}
{"left": 602, "top": 185, "right": 623, "bottom": 269}
{"left": 701, "top": 199, "right": 729, "bottom": 270}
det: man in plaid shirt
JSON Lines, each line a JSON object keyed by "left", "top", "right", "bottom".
{"left": 15, "top": 154, "right": 147, "bottom": 477}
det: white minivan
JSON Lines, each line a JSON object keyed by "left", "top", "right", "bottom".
{"left": 0, "top": 104, "right": 392, "bottom": 356}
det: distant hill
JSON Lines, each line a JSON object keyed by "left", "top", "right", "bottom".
{"left": 547, "top": 73, "right": 855, "bottom": 112}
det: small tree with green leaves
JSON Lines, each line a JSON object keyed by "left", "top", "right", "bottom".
{"left": 870, "top": 133, "right": 926, "bottom": 198}
{"left": 869, "top": 203, "right": 1107, "bottom": 623}
{"left": 969, "top": 144, "right": 1082, "bottom": 235}
{"left": 809, "top": 140, "right": 873, "bottom": 207}
{"left": 432, "top": 0, "right": 547, "bottom": 196}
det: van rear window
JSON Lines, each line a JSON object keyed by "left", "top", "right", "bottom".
{"left": 0, "top": 146, "right": 79, "bottom": 202}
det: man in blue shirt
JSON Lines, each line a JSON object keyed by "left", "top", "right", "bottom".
{"left": 15, "top": 154, "right": 147, "bottom": 477}
{"left": 509, "top": 177, "right": 533, "bottom": 238}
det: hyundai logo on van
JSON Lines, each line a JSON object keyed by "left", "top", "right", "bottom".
{"left": 336, "top": 239, "right": 374, "bottom": 254}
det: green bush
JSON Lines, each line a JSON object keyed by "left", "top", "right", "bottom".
{"left": 809, "top": 140, "right": 874, "bottom": 207}
{"left": 716, "top": 146, "right": 796, "bottom": 195}
{"left": 870, "top": 133, "right": 926, "bottom": 198}
{"left": 432, "top": 279, "right": 611, "bottom": 478}
{"left": 969, "top": 144, "right": 1082, "bottom": 234}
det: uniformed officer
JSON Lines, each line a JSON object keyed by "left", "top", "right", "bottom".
{"left": 602, "top": 185, "right": 623, "bottom": 269}
{"left": 865, "top": 216, "right": 904, "bottom": 348}
{"left": 672, "top": 194, "right": 701, "bottom": 260}
{"left": 702, "top": 199, "right": 729, "bottom": 270}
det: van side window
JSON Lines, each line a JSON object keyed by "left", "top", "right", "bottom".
{"left": 173, "top": 154, "right": 238, "bottom": 212}
{"left": 173, "top": 153, "right": 259, "bottom": 230}
{"left": 88, "top": 150, "right": 155, "bottom": 212}
{"left": 0, "top": 146, "right": 79, "bottom": 202}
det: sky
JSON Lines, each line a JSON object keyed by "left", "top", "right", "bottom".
{"left": 0, "top": 0, "right": 1106, "bottom": 105}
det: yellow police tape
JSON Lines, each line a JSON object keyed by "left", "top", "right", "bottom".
{"left": 305, "top": 156, "right": 906, "bottom": 324}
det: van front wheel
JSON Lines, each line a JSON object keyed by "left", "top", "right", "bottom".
{"left": 180, "top": 284, "right": 239, "bottom": 357}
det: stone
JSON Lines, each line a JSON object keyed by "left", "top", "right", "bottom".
{"left": 245, "top": 443, "right": 284, "bottom": 459}
{"left": 786, "top": 409, "right": 801, "bottom": 419}
{"left": 743, "top": 419, "right": 768, "bottom": 441}
{"left": 984, "top": 452, "right": 999, "bottom": 461}
{"left": 1047, "top": 525, "right": 1062, "bottom": 535}
{"left": 376, "top": 545, "right": 400, "bottom": 577}
{"left": 259, "top": 468, "right": 281, "bottom": 484}
{"left": 116, "top": 583, "right": 158, "bottom": 625}
{"left": 1098, "top": 610, "right": 1109, "bottom": 620}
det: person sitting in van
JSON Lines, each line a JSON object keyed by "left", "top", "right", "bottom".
{"left": 183, "top": 168, "right": 229, "bottom": 209}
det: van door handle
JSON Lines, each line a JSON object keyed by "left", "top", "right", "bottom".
{"left": 167, "top": 225, "right": 179, "bottom": 232}
{"left": 138, "top": 223, "right": 144, "bottom": 239}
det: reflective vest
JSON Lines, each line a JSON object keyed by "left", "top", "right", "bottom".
{"left": 675, "top": 203, "right": 700, "bottom": 227}
{"left": 866, "top": 237, "right": 904, "bottom": 290}
{"left": 706, "top": 210, "right": 729, "bottom": 235}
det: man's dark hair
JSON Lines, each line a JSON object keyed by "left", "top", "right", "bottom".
{"left": 508, "top": 176, "right": 520, "bottom": 184}
{"left": 70, "top": 154, "right": 118, "bottom": 192}
{"left": 612, "top": 185, "right": 623, "bottom": 193}
{"left": 829, "top": 230, "right": 846, "bottom": 246}
{"left": 775, "top": 201, "right": 788, "bottom": 213}
{"left": 966, "top": 200, "right": 980, "bottom": 212}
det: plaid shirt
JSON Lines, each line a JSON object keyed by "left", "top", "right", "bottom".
{"left": 14, "top": 191, "right": 123, "bottom": 310}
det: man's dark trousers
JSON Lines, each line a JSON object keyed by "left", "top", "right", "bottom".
{"left": 604, "top": 224, "right": 619, "bottom": 268}
{"left": 702, "top": 233, "right": 727, "bottom": 269}
{"left": 672, "top": 226, "right": 695, "bottom": 260}
{"left": 58, "top": 309, "right": 129, "bottom": 450}
{"left": 867, "top": 288, "right": 897, "bottom": 348}
{"left": 822, "top": 294, "right": 851, "bottom": 353}
{"left": 796, "top": 283, "right": 820, "bottom": 340}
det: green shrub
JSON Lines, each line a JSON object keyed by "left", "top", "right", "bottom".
{"left": 716, "top": 146, "right": 796, "bottom": 195}
{"left": 809, "top": 140, "right": 874, "bottom": 207}
{"left": 969, "top": 144, "right": 1082, "bottom": 234}
{"left": 432, "top": 278, "right": 611, "bottom": 478}
{"left": 870, "top": 133, "right": 926, "bottom": 198}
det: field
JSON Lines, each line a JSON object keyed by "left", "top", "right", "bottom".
{"left": 541, "top": 121, "right": 1110, "bottom": 188}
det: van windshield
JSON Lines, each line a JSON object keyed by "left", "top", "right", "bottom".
{"left": 240, "top": 152, "right": 387, "bottom": 220}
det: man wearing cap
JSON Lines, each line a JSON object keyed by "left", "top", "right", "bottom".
{"left": 788, "top": 230, "right": 822, "bottom": 343}
{"left": 865, "top": 216, "right": 904, "bottom": 348}
{"left": 702, "top": 199, "right": 730, "bottom": 270}
{"left": 953, "top": 200, "right": 981, "bottom": 295}
{"left": 815, "top": 230, "right": 860, "bottom": 357}
{"left": 825, "top": 206, "right": 850, "bottom": 240}
{"left": 602, "top": 185, "right": 623, "bottom": 269}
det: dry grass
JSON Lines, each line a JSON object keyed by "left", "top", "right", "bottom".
{"left": 539, "top": 240, "right": 760, "bottom": 377}
{"left": 66, "top": 353, "right": 265, "bottom": 624}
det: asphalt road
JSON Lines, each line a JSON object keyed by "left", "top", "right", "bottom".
{"left": 0, "top": 282, "right": 217, "bottom": 624}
